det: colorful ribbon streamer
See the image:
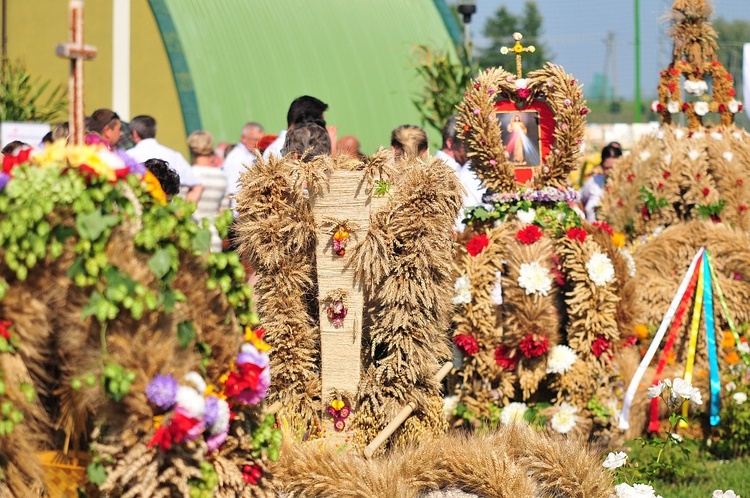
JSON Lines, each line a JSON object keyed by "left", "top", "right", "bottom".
{"left": 704, "top": 253, "right": 721, "bottom": 426}
{"left": 680, "top": 259, "right": 705, "bottom": 425}
{"left": 707, "top": 253, "right": 750, "bottom": 367}
{"left": 648, "top": 253, "right": 702, "bottom": 432}
{"left": 619, "top": 248, "right": 704, "bottom": 430}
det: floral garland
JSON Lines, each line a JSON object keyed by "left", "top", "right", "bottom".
{"left": 456, "top": 64, "right": 588, "bottom": 193}
{"left": 653, "top": 60, "right": 743, "bottom": 129}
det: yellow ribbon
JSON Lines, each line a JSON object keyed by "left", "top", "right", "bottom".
{"left": 681, "top": 261, "right": 705, "bottom": 425}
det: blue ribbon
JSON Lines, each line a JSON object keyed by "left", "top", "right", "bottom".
{"left": 704, "top": 253, "right": 721, "bottom": 426}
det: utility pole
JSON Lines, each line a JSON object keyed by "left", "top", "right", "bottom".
{"left": 634, "top": 0, "right": 642, "bottom": 123}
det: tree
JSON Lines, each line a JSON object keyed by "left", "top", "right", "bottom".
{"left": 0, "top": 59, "right": 67, "bottom": 123}
{"left": 713, "top": 18, "right": 749, "bottom": 99}
{"left": 478, "top": 1, "right": 550, "bottom": 74}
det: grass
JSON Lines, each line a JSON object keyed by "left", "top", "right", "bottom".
{"left": 622, "top": 437, "right": 750, "bottom": 497}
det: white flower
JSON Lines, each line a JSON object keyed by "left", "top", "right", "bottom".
{"left": 516, "top": 208, "right": 536, "bottom": 224}
{"left": 724, "top": 152, "right": 734, "bottom": 162}
{"left": 452, "top": 275, "right": 472, "bottom": 305}
{"left": 684, "top": 79, "right": 708, "bottom": 96}
{"left": 500, "top": 402, "right": 528, "bottom": 425}
{"left": 183, "top": 371, "right": 207, "bottom": 394}
{"left": 513, "top": 32, "right": 523, "bottom": 41}
{"left": 546, "top": 345, "right": 578, "bottom": 374}
{"left": 211, "top": 398, "right": 231, "bottom": 434}
{"left": 491, "top": 270, "right": 503, "bottom": 305}
{"left": 670, "top": 433, "right": 683, "bottom": 442}
{"left": 443, "top": 395, "right": 459, "bottom": 419}
{"left": 664, "top": 153, "right": 672, "bottom": 164}
{"left": 551, "top": 402, "right": 578, "bottom": 434}
{"left": 650, "top": 100, "right": 660, "bottom": 112}
{"left": 518, "top": 262, "right": 553, "bottom": 296}
{"left": 733, "top": 131, "right": 744, "bottom": 140}
{"left": 725, "top": 381, "right": 737, "bottom": 392}
{"left": 711, "top": 132, "right": 724, "bottom": 141}
{"left": 500, "top": 46, "right": 509, "bottom": 55}
{"left": 667, "top": 100, "right": 681, "bottom": 114}
{"left": 674, "top": 129, "right": 686, "bottom": 140}
{"left": 694, "top": 101, "right": 710, "bottom": 116}
{"left": 586, "top": 252, "right": 615, "bottom": 287}
{"left": 688, "top": 149, "right": 701, "bottom": 161}
{"left": 647, "top": 380, "right": 667, "bottom": 400}
{"left": 515, "top": 78, "right": 528, "bottom": 89}
{"left": 728, "top": 99, "right": 740, "bottom": 114}
{"left": 639, "top": 151, "right": 652, "bottom": 161}
{"left": 671, "top": 378, "right": 703, "bottom": 405}
{"left": 656, "top": 130, "right": 665, "bottom": 140}
{"left": 738, "top": 341, "right": 750, "bottom": 354}
{"left": 603, "top": 451, "right": 628, "bottom": 470}
{"left": 615, "top": 483, "right": 663, "bottom": 498}
{"left": 714, "top": 491, "right": 740, "bottom": 498}
{"left": 733, "top": 392, "right": 747, "bottom": 405}
{"left": 620, "top": 249, "right": 636, "bottom": 277}
{"left": 692, "top": 131, "right": 705, "bottom": 140}
{"left": 175, "top": 386, "right": 206, "bottom": 419}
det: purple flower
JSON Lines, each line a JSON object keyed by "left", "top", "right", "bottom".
{"left": 0, "top": 172, "right": 10, "bottom": 190}
{"left": 206, "top": 430, "right": 228, "bottom": 452}
{"left": 238, "top": 343, "right": 270, "bottom": 368}
{"left": 203, "top": 395, "right": 219, "bottom": 428}
{"left": 114, "top": 148, "right": 146, "bottom": 176}
{"left": 234, "top": 369, "right": 270, "bottom": 405}
{"left": 146, "top": 374, "right": 178, "bottom": 410}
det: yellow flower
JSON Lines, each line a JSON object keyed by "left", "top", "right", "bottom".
{"left": 726, "top": 351, "right": 740, "bottom": 365}
{"left": 513, "top": 42, "right": 524, "bottom": 54}
{"left": 31, "top": 140, "right": 67, "bottom": 166}
{"left": 721, "top": 331, "right": 735, "bottom": 349}
{"left": 244, "top": 326, "right": 271, "bottom": 352}
{"left": 143, "top": 170, "right": 167, "bottom": 205}
{"left": 152, "top": 414, "right": 165, "bottom": 429}
{"left": 219, "top": 373, "right": 229, "bottom": 385}
{"left": 611, "top": 232, "right": 626, "bottom": 248}
{"left": 635, "top": 324, "right": 650, "bottom": 339}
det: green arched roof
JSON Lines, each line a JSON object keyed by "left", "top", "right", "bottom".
{"left": 148, "top": 0, "right": 460, "bottom": 153}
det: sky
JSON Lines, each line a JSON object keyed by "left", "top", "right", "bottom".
{"left": 468, "top": 0, "right": 749, "bottom": 101}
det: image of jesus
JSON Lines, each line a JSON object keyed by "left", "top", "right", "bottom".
{"left": 506, "top": 114, "right": 527, "bottom": 163}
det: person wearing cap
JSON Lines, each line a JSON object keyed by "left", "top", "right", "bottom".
{"left": 127, "top": 115, "right": 204, "bottom": 204}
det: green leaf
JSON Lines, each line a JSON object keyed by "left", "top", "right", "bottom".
{"left": 66, "top": 257, "right": 86, "bottom": 279}
{"left": 148, "top": 249, "right": 173, "bottom": 279}
{"left": 86, "top": 461, "right": 108, "bottom": 485}
{"left": 374, "top": 180, "right": 392, "bottom": 197}
{"left": 192, "top": 228, "right": 211, "bottom": 253}
{"left": 177, "top": 320, "right": 196, "bottom": 349}
{"left": 76, "top": 209, "right": 119, "bottom": 241}
{"left": 81, "top": 291, "right": 107, "bottom": 320}
{"left": 472, "top": 207, "right": 490, "bottom": 221}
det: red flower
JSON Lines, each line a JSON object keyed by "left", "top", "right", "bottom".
{"left": 733, "top": 272, "right": 743, "bottom": 281}
{"left": 667, "top": 82, "right": 677, "bottom": 93}
{"left": 682, "top": 102, "right": 690, "bottom": 111}
{"left": 710, "top": 214, "right": 722, "bottom": 223}
{"left": 626, "top": 173, "right": 636, "bottom": 183}
{"left": 494, "top": 345, "right": 518, "bottom": 370}
{"left": 453, "top": 334, "right": 479, "bottom": 356}
{"left": 517, "top": 88, "right": 531, "bottom": 99}
{"left": 617, "top": 199, "right": 624, "bottom": 207}
{"left": 2, "top": 148, "right": 32, "bottom": 175}
{"left": 566, "top": 227, "right": 587, "bottom": 243}
{"left": 736, "top": 179, "right": 744, "bottom": 187}
{"left": 242, "top": 464, "right": 264, "bottom": 485}
{"left": 622, "top": 335, "right": 638, "bottom": 348}
{"left": 740, "top": 104, "right": 744, "bottom": 111}
{"left": 669, "top": 67, "right": 679, "bottom": 76}
{"left": 0, "top": 319, "right": 12, "bottom": 340}
{"left": 726, "top": 73, "right": 733, "bottom": 81}
{"left": 148, "top": 412, "right": 202, "bottom": 451}
{"left": 657, "top": 183, "right": 665, "bottom": 190}
{"left": 712, "top": 60, "right": 721, "bottom": 67}
{"left": 223, "top": 362, "right": 263, "bottom": 399}
{"left": 662, "top": 171, "right": 671, "bottom": 179}
{"left": 719, "top": 104, "right": 726, "bottom": 112}
{"left": 696, "top": 173, "right": 702, "bottom": 180}
{"left": 702, "top": 188, "right": 710, "bottom": 197}
{"left": 148, "top": 425, "right": 173, "bottom": 451}
{"left": 592, "top": 335, "right": 611, "bottom": 358}
{"left": 515, "top": 225, "right": 543, "bottom": 245}
{"left": 466, "top": 233, "right": 490, "bottom": 256}
{"left": 580, "top": 107, "right": 589, "bottom": 116}
{"left": 592, "top": 221, "right": 614, "bottom": 236}
{"left": 728, "top": 89, "right": 736, "bottom": 97}
{"left": 474, "top": 83, "right": 481, "bottom": 90}
{"left": 641, "top": 206, "right": 651, "bottom": 220}
{"left": 519, "top": 334, "right": 549, "bottom": 358}
{"left": 550, "top": 253, "right": 566, "bottom": 287}
{"left": 739, "top": 205, "right": 748, "bottom": 213}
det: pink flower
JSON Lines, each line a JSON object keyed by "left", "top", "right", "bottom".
{"left": 517, "top": 88, "right": 531, "bottom": 99}
{"left": 473, "top": 108, "right": 481, "bottom": 115}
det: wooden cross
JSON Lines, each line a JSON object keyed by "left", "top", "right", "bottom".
{"left": 56, "top": 0, "right": 97, "bottom": 146}
{"left": 500, "top": 32, "right": 535, "bottom": 79}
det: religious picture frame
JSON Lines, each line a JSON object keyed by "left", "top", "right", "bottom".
{"left": 497, "top": 110, "right": 542, "bottom": 168}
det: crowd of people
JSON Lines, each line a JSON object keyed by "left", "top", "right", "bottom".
{"left": 2, "top": 93, "right": 624, "bottom": 251}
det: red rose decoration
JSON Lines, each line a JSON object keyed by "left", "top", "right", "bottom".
{"left": 592, "top": 335, "right": 611, "bottom": 358}
{"left": 669, "top": 67, "right": 679, "bottom": 76}
{"left": 682, "top": 102, "right": 690, "bottom": 111}
{"left": 2, "top": 148, "right": 32, "bottom": 175}
{"left": 580, "top": 107, "right": 589, "bottom": 115}
{"left": 667, "top": 82, "right": 677, "bottom": 93}
{"left": 663, "top": 171, "right": 671, "bottom": 179}
{"left": 0, "top": 319, "right": 12, "bottom": 340}
{"left": 453, "top": 334, "right": 480, "bottom": 356}
{"left": 494, "top": 345, "right": 518, "bottom": 370}
{"left": 517, "top": 88, "right": 531, "bottom": 99}
{"left": 566, "top": 227, "right": 587, "bottom": 243}
{"left": 728, "top": 89, "right": 736, "bottom": 97}
{"left": 515, "top": 225, "right": 543, "bottom": 245}
{"left": 519, "top": 334, "right": 549, "bottom": 358}
{"left": 739, "top": 205, "right": 748, "bottom": 213}
{"left": 466, "top": 233, "right": 490, "bottom": 257}
{"left": 657, "top": 183, "right": 664, "bottom": 190}
{"left": 726, "top": 73, "right": 733, "bottom": 81}
{"left": 592, "top": 221, "right": 614, "bottom": 236}
{"left": 223, "top": 362, "right": 263, "bottom": 399}
{"left": 719, "top": 104, "right": 726, "bottom": 112}
{"left": 702, "top": 188, "right": 710, "bottom": 197}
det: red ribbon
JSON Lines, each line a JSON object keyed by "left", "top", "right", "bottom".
{"left": 647, "top": 255, "right": 702, "bottom": 432}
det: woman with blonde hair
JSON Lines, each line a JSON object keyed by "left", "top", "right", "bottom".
{"left": 390, "top": 124, "right": 428, "bottom": 161}
{"left": 188, "top": 130, "right": 228, "bottom": 252}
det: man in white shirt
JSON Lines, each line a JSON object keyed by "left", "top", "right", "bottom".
{"left": 435, "top": 115, "right": 486, "bottom": 230}
{"left": 127, "top": 115, "right": 203, "bottom": 204}
{"left": 222, "top": 122, "right": 264, "bottom": 198}
{"left": 263, "top": 95, "right": 329, "bottom": 160}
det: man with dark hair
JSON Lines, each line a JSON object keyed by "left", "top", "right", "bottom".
{"left": 127, "top": 115, "right": 203, "bottom": 203}
{"left": 222, "top": 122, "right": 264, "bottom": 203}
{"left": 281, "top": 122, "right": 331, "bottom": 162}
{"left": 87, "top": 108, "right": 123, "bottom": 148}
{"left": 263, "top": 95, "right": 333, "bottom": 159}
{"left": 435, "top": 114, "right": 485, "bottom": 230}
